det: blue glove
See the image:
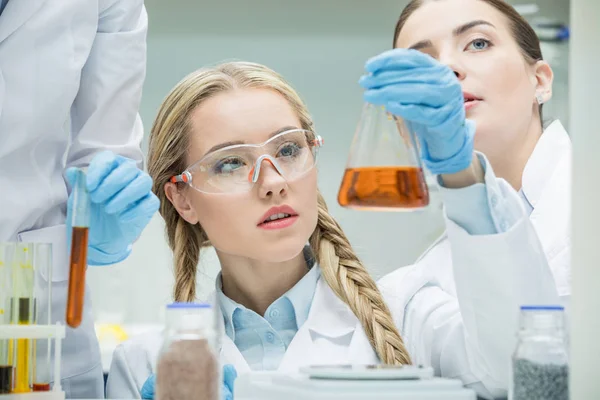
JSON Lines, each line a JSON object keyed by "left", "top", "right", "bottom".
{"left": 66, "top": 151, "right": 159, "bottom": 265}
{"left": 359, "top": 48, "right": 476, "bottom": 175}
{"left": 140, "top": 374, "right": 156, "bottom": 399}
{"left": 141, "top": 364, "right": 238, "bottom": 400}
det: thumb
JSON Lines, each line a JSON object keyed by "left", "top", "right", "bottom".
{"left": 65, "top": 167, "right": 79, "bottom": 189}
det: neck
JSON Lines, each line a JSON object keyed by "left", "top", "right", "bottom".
{"left": 485, "top": 118, "right": 543, "bottom": 191}
{"left": 218, "top": 250, "right": 309, "bottom": 317}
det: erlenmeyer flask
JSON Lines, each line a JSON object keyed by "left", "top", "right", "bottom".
{"left": 337, "top": 103, "right": 429, "bottom": 211}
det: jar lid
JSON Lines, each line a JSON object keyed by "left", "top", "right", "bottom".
{"left": 520, "top": 305, "right": 564, "bottom": 311}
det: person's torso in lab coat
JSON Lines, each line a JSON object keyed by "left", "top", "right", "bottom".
{"left": 0, "top": 0, "right": 108, "bottom": 395}
{"left": 106, "top": 275, "right": 417, "bottom": 399}
{"left": 0, "top": 0, "right": 99, "bottom": 240}
{"left": 416, "top": 120, "right": 571, "bottom": 304}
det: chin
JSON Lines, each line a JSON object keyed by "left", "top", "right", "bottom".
{"left": 259, "top": 235, "right": 310, "bottom": 263}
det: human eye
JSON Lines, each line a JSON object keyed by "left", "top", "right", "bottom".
{"left": 212, "top": 156, "right": 246, "bottom": 174}
{"left": 277, "top": 142, "right": 302, "bottom": 158}
{"left": 466, "top": 38, "right": 492, "bottom": 52}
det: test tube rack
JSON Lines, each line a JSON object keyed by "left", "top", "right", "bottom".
{"left": 0, "top": 324, "right": 65, "bottom": 400}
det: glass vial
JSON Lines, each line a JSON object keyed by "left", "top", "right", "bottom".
{"left": 511, "top": 306, "right": 569, "bottom": 400}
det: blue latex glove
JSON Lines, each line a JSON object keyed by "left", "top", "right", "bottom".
{"left": 65, "top": 151, "right": 159, "bottom": 265}
{"left": 141, "top": 364, "right": 238, "bottom": 400}
{"left": 359, "top": 48, "right": 476, "bottom": 175}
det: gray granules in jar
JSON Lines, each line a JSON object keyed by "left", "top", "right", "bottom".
{"left": 513, "top": 358, "right": 569, "bottom": 400}
{"left": 156, "top": 339, "right": 220, "bottom": 400}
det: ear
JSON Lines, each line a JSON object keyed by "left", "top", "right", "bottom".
{"left": 532, "top": 60, "right": 554, "bottom": 104}
{"left": 164, "top": 182, "right": 199, "bottom": 224}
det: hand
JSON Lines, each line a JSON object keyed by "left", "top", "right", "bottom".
{"left": 66, "top": 151, "right": 159, "bottom": 265}
{"left": 359, "top": 48, "right": 476, "bottom": 175}
{"left": 140, "top": 374, "right": 156, "bottom": 400}
{"left": 140, "top": 364, "right": 238, "bottom": 400}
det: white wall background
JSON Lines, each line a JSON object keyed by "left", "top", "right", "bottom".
{"left": 87, "top": 0, "right": 571, "bottom": 326}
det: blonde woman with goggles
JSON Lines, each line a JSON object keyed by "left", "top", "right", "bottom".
{"left": 107, "top": 1, "right": 566, "bottom": 399}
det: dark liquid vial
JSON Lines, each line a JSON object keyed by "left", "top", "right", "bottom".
{"left": 0, "top": 365, "right": 12, "bottom": 393}
{"left": 338, "top": 166, "right": 429, "bottom": 210}
{"left": 66, "top": 226, "right": 89, "bottom": 328}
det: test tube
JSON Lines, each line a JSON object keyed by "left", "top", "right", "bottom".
{"left": 0, "top": 243, "right": 15, "bottom": 394}
{"left": 66, "top": 168, "right": 90, "bottom": 328}
{"left": 32, "top": 243, "right": 52, "bottom": 391}
{"left": 11, "top": 243, "right": 35, "bottom": 393}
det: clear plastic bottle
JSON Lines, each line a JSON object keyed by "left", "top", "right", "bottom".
{"left": 511, "top": 305, "right": 569, "bottom": 400}
{"left": 155, "top": 302, "right": 221, "bottom": 400}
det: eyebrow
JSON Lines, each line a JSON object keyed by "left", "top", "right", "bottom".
{"left": 408, "top": 20, "right": 496, "bottom": 51}
{"left": 204, "top": 125, "right": 299, "bottom": 155}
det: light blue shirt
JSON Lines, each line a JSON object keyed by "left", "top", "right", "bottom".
{"left": 439, "top": 152, "right": 531, "bottom": 235}
{"left": 216, "top": 258, "right": 321, "bottom": 371}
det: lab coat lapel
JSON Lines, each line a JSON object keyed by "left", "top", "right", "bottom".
{"left": 278, "top": 277, "right": 358, "bottom": 372}
{"left": 522, "top": 121, "right": 571, "bottom": 295}
{"left": 0, "top": 0, "right": 46, "bottom": 44}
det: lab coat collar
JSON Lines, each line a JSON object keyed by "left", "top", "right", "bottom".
{"left": 521, "top": 120, "right": 571, "bottom": 209}
{"left": 0, "top": 0, "right": 46, "bottom": 44}
{"left": 304, "top": 276, "right": 358, "bottom": 339}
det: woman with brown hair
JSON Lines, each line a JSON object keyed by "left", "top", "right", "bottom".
{"left": 106, "top": 1, "right": 565, "bottom": 399}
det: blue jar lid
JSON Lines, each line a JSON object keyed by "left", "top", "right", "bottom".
{"left": 166, "top": 302, "right": 212, "bottom": 309}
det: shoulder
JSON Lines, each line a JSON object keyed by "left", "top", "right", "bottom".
{"left": 378, "top": 232, "right": 453, "bottom": 294}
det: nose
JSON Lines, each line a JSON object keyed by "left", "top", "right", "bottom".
{"left": 438, "top": 50, "right": 466, "bottom": 81}
{"left": 254, "top": 158, "right": 288, "bottom": 199}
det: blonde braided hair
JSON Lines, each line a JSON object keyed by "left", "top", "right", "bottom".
{"left": 147, "top": 61, "right": 412, "bottom": 365}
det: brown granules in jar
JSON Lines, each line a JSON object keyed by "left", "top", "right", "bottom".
{"left": 156, "top": 339, "right": 220, "bottom": 400}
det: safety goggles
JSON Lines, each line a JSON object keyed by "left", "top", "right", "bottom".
{"left": 171, "top": 128, "right": 324, "bottom": 194}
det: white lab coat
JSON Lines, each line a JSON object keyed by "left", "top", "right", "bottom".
{"left": 106, "top": 122, "right": 569, "bottom": 400}
{"left": 0, "top": 0, "right": 147, "bottom": 397}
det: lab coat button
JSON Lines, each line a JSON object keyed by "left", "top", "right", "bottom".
{"left": 269, "top": 309, "right": 280, "bottom": 318}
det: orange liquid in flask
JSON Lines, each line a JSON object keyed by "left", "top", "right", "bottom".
{"left": 338, "top": 166, "right": 429, "bottom": 210}
{"left": 66, "top": 226, "right": 89, "bottom": 328}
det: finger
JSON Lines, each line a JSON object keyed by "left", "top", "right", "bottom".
{"left": 364, "top": 82, "right": 458, "bottom": 108}
{"left": 359, "top": 66, "right": 444, "bottom": 90}
{"left": 104, "top": 173, "right": 153, "bottom": 215}
{"left": 385, "top": 101, "right": 462, "bottom": 128}
{"left": 90, "top": 161, "right": 140, "bottom": 204}
{"left": 365, "top": 48, "right": 437, "bottom": 74}
{"left": 87, "top": 151, "right": 129, "bottom": 191}
{"left": 118, "top": 193, "right": 160, "bottom": 224}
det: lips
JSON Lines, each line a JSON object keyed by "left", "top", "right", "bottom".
{"left": 463, "top": 91, "right": 482, "bottom": 103}
{"left": 463, "top": 91, "right": 482, "bottom": 111}
{"left": 258, "top": 205, "right": 298, "bottom": 226}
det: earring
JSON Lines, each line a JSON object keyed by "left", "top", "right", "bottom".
{"left": 536, "top": 93, "right": 544, "bottom": 105}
